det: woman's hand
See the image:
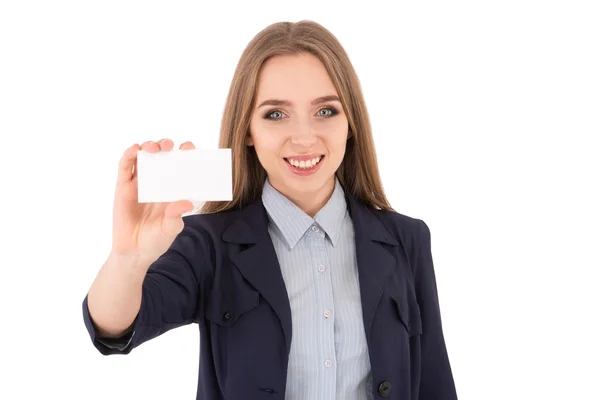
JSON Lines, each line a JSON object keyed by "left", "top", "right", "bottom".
{"left": 110, "top": 138, "right": 196, "bottom": 265}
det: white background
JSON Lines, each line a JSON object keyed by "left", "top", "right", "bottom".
{"left": 1, "top": 1, "right": 599, "bottom": 399}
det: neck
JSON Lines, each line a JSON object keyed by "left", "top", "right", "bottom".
{"left": 270, "top": 177, "right": 335, "bottom": 218}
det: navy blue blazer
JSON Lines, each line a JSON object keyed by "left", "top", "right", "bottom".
{"left": 82, "top": 192, "right": 457, "bottom": 400}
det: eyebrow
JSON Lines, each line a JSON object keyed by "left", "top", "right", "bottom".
{"left": 256, "top": 95, "right": 341, "bottom": 108}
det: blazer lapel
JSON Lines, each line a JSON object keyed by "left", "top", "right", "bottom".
{"left": 220, "top": 193, "right": 401, "bottom": 353}
{"left": 222, "top": 198, "right": 293, "bottom": 354}
{"left": 346, "top": 195, "right": 400, "bottom": 343}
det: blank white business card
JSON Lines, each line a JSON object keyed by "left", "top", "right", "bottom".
{"left": 137, "top": 148, "right": 232, "bottom": 203}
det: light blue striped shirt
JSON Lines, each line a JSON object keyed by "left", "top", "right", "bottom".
{"left": 262, "top": 177, "right": 373, "bottom": 400}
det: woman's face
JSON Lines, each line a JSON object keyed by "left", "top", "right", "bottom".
{"left": 248, "top": 52, "right": 349, "bottom": 200}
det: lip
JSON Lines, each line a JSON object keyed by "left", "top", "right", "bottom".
{"left": 283, "top": 153, "right": 324, "bottom": 162}
{"left": 283, "top": 154, "right": 325, "bottom": 176}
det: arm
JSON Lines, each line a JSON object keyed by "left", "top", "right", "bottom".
{"left": 82, "top": 221, "right": 209, "bottom": 355}
{"left": 414, "top": 219, "right": 458, "bottom": 399}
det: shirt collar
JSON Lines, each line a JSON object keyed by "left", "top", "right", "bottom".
{"left": 261, "top": 177, "right": 348, "bottom": 249}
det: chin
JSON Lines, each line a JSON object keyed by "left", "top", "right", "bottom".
{"left": 286, "top": 170, "right": 332, "bottom": 190}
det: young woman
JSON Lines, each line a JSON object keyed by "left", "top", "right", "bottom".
{"left": 83, "top": 20, "right": 457, "bottom": 400}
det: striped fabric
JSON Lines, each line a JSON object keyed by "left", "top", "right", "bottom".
{"left": 261, "top": 177, "right": 373, "bottom": 400}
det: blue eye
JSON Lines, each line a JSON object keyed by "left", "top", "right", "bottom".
{"left": 263, "top": 107, "right": 339, "bottom": 120}
{"left": 265, "top": 110, "right": 285, "bottom": 120}
{"left": 318, "top": 108, "right": 336, "bottom": 117}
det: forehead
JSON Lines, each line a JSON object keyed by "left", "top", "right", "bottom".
{"left": 255, "top": 53, "right": 338, "bottom": 101}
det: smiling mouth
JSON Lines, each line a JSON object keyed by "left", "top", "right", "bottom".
{"left": 284, "top": 155, "right": 324, "bottom": 169}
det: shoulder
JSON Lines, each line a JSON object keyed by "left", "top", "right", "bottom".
{"left": 369, "top": 208, "right": 431, "bottom": 261}
{"left": 374, "top": 207, "right": 427, "bottom": 237}
{"left": 164, "top": 208, "right": 243, "bottom": 276}
{"left": 180, "top": 207, "right": 242, "bottom": 242}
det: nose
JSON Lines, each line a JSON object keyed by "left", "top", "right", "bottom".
{"left": 290, "top": 120, "right": 317, "bottom": 147}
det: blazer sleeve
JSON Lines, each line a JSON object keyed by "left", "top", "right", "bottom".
{"left": 414, "top": 219, "right": 458, "bottom": 399}
{"left": 82, "top": 220, "right": 210, "bottom": 355}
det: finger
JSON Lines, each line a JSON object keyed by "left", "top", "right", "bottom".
{"left": 117, "top": 144, "right": 141, "bottom": 184}
{"left": 141, "top": 140, "right": 160, "bottom": 153}
{"left": 158, "top": 138, "right": 174, "bottom": 152}
{"left": 179, "top": 141, "right": 196, "bottom": 150}
{"left": 164, "top": 200, "right": 195, "bottom": 218}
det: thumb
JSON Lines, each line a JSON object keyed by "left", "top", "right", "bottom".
{"left": 165, "top": 200, "right": 195, "bottom": 218}
{"left": 162, "top": 200, "right": 195, "bottom": 237}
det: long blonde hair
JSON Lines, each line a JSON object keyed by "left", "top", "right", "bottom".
{"left": 199, "top": 20, "right": 393, "bottom": 214}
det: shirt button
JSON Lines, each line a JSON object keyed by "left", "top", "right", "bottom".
{"left": 324, "top": 360, "right": 333, "bottom": 368}
{"left": 317, "top": 264, "right": 325, "bottom": 272}
{"left": 311, "top": 225, "right": 320, "bottom": 233}
{"left": 324, "top": 310, "right": 332, "bottom": 318}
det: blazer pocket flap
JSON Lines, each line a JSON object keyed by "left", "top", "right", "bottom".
{"left": 206, "top": 288, "right": 260, "bottom": 327}
{"left": 392, "top": 296, "right": 423, "bottom": 336}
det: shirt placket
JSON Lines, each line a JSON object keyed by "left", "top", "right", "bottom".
{"left": 307, "top": 223, "right": 336, "bottom": 399}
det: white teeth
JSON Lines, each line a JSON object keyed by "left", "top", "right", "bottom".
{"left": 287, "top": 156, "right": 322, "bottom": 169}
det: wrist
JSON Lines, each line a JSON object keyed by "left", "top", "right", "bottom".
{"left": 107, "top": 251, "right": 155, "bottom": 272}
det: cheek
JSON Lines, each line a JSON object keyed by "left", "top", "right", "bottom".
{"left": 250, "top": 130, "right": 285, "bottom": 160}
{"left": 323, "top": 122, "right": 349, "bottom": 152}
{"left": 320, "top": 114, "right": 348, "bottom": 134}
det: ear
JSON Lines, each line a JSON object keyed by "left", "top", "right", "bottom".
{"left": 246, "top": 134, "right": 254, "bottom": 146}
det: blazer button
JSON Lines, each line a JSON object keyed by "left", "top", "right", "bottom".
{"left": 223, "top": 311, "right": 234, "bottom": 322}
{"left": 378, "top": 381, "right": 392, "bottom": 397}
